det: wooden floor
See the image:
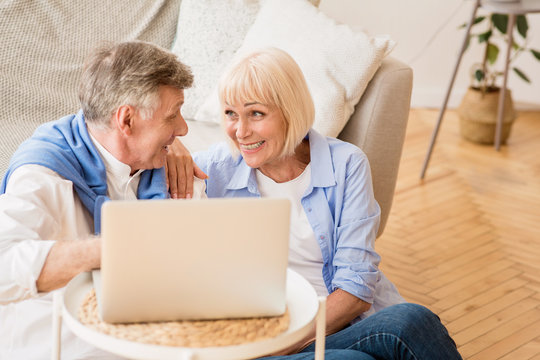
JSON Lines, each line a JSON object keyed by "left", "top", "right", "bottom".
{"left": 376, "top": 108, "right": 540, "bottom": 359}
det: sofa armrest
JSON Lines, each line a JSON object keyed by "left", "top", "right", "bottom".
{"left": 338, "top": 56, "right": 413, "bottom": 238}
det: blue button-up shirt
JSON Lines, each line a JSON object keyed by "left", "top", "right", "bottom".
{"left": 194, "top": 129, "right": 403, "bottom": 314}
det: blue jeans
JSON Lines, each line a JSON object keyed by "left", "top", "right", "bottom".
{"left": 261, "top": 303, "right": 462, "bottom": 360}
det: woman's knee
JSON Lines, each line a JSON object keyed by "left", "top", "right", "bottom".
{"left": 382, "top": 303, "right": 457, "bottom": 348}
{"left": 384, "top": 303, "right": 444, "bottom": 333}
{"left": 323, "top": 303, "right": 461, "bottom": 359}
{"left": 395, "top": 303, "right": 440, "bottom": 323}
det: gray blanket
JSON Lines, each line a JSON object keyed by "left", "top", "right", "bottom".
{"left": 0, "top": 0, "right": 181, "bottom": 178}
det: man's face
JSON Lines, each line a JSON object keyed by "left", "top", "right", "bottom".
{"left": 128, "top": 86, "right": 187, "bottom": 171}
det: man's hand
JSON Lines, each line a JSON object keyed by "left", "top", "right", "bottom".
{"left": 166, "top": 138, "right": 207, "bottom": 199}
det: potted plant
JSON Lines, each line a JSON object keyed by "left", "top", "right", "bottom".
{"left": 457, "top": 13, "right": 540, "bottom": 144}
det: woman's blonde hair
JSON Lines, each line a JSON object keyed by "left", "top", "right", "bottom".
{"left": 218, "top": 47, "right": 314, "bottom": 157}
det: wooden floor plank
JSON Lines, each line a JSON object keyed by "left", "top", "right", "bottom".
{"left": 431, "top": 268, "right": 523, "bottom": 311}
{"left": 428, "top": 259, "right": 514, "bottom": 300}
{"left": 467, "top": 315, "right": 540, "bottom": 360}
{"left": 377, "top": 108, "right": 540, "bottom": 359}
{"left": 422, "top": 241, "right": 503, "bottom": 281}
{"left": 498, "top": 339, "right": 540, "bottom": 360}
{"left": 423, "top": 250, "right": 506, "bottom": 289}
{"left": 441, "top": 277, "right": 530, "bottom": 323}
{"left": 451, "top": 297, "right": 539, "bottom": 346}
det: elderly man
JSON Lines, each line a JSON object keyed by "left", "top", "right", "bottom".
{"left": 0, "top": 41, "right": 202, "bottom": 359}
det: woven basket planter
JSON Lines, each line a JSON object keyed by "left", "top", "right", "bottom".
{"left": 457, "top": 87, "right": 516, "bottom": 145}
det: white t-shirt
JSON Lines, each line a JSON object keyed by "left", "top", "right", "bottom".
{"left": 256, "top": 164, "right": 329, "bottom": 297}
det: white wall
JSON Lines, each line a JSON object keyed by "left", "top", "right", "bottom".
{"left": 319, "top": 0, "right": 540, "bottom": 109}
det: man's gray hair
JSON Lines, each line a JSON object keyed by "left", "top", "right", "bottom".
{"left": 79, "top": 41, "right": 193, "bottom": 127}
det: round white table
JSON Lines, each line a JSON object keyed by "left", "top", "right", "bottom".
{"left": 52, "top": 269, "right": 326, "bottom": 360}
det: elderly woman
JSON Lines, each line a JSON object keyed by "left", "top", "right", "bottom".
{"left": 172, "top": 47, "right": 461, "bottom": 360}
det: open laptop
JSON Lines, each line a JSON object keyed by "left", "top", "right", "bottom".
{"left": 93, "top": 197, "right": 290, "bottom": 324}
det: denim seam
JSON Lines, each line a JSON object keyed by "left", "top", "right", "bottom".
{"left": 353, "top": 333, "right": 419, "bottom": 360}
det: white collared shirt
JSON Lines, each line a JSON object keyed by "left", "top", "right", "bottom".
{"left": 0, "top": 136, "right": 203, "bottom": 359}
{"left": 90, "top": 132, "right": 142, "bottom": 201}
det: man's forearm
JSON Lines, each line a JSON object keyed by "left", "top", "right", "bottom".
{"left": 36, "top": 238, "right": 101, "bottom": 292}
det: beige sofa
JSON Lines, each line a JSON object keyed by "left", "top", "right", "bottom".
{"left": 0, "top": 0, "right": 412, "bottom": 237}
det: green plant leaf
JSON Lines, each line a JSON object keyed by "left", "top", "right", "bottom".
{"left": 458, "top": 16, "right": 485, "bottom": 29}
{"left": 478, "top": 30, "right": 492, "bottom": 43}
{"left": 492, "top": 14, "right": 508, "bottom": 34}
{"left": 475, "top": 69, "right": 485, "bottom": 82}
{"left": 531, "top": 49, "right": 540, "bottom": 61}
{"left": 513, "top": 67, "right": 530, "bottom": 83}
{"left": 517, "top": 15, "right": 528, "bottom": 38}
{"left": 487, "top": 43, "right": 499, "bottom": 65}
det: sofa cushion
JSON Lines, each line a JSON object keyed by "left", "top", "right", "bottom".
{"left": 195, "top": 0, "right": 395, "bottom": 138}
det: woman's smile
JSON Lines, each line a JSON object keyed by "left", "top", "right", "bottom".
{"left": 240, "top": 140, "right": 266, "bottom": 152}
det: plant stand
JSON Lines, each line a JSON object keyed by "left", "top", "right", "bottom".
{"left": 420, "top": 0, "right": 540, "bottom": 179}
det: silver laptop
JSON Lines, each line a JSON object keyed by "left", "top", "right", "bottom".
{"left": 94, "top": 197, "right": 290, "bottom": 324}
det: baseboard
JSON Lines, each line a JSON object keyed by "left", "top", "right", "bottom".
{"left": 411, "top": 87, "right": 540, "bottom": 111}
{"left": 410, "top": 87, "right": 465, "bottom": 109}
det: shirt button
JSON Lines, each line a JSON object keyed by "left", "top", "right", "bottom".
{"left": 308, "top": 208, "right": 312, "bottom": 212}
{"left": 320, "top": 235, "right": 325, "bottom": 240}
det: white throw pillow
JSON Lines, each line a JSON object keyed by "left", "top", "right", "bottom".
{"left": 195, "top": 0, "right": 395, "bottom": 137}
{"left": 171, "top": 0, "right": 260, "bottom": 121}
{"left": 171, "top": 0, "right": 321, "bottom": 122}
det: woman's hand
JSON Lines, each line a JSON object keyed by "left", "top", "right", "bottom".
{"left": 268, "top": 289, "right": 370, "bottom": 356}
{"left": 165, "top": 138, "right": 207, "bottom": 199}
{"left": 325, "top": 288, "right": 370, "bottom": 334}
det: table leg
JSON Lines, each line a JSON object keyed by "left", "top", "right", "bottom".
{"left": 51, "top": 291, "right": 63, "bottom": 360}
{"left": 314, "top": 297, "right": 326, "bottom": 360}
{"left": 495, "top": 13, "right": 516, "bottom": 151}
{"left": 420, "top": 0, "right": 481, "bottom": 179}
{"left": 181, "top": 350, "right": 194, "bottom": 360}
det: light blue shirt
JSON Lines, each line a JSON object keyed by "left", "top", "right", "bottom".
{"left": 194, "top": 129, "right": 403, "bottom": 314}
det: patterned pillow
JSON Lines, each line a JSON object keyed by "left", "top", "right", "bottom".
{"left": 171, "top": 0, "right": 320, "bottom": 121}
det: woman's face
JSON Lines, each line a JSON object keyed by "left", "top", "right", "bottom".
{"left": 223, "top": 101, "right": 287, "bottom": 170}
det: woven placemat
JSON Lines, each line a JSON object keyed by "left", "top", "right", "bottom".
{"left": 78, "top": 289, "right": 290, "bottom": 347}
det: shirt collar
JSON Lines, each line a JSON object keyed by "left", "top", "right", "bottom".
{"left": 225, "top": 156, "right": 260, "bottom": 195}
{"left": 89, "top": 133, "right": 143, "bottom": 182}
{"left": 307, "top": 129, "right": 336, "bottom": 188}
{"left": 224, "top": 129, "right": 336, "bottom": 192}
